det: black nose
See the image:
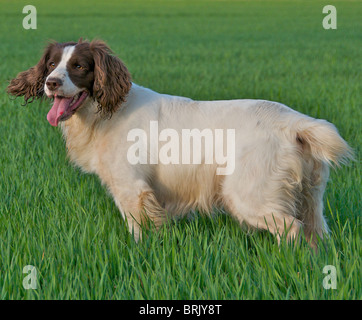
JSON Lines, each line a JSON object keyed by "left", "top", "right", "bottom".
{"left": 46, "top": 78, "right": 63, "bottom": 91}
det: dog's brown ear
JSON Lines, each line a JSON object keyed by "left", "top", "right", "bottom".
{"left": 7, "top": 42, "right": 55, "bottom": 105}
{"left": 90, "top": 40, "right": 132, "bottom": 117}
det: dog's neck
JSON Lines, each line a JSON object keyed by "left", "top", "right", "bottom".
{"left": 60, "top": 98, "right": 101, "bottom": 173}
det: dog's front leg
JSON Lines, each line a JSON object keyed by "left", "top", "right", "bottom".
{"left": 108, "top": 179, "right": 165, "bottom": 241}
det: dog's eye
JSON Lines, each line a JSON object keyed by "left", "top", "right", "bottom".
{"left": 75, "top": 65, "right": 84, "bottom": 70}
{"left": 49, "top": 62, "right": 56, "bottom": 68}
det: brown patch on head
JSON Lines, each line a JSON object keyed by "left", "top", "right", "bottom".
{"left": 66, "top": 42, "right": 95, "bottom": 94}
{"left": 90, "top": 40, "right": 132, "bottom": 117}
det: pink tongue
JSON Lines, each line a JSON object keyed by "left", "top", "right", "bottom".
{"left": 47, "top": 96, "right": 73, "bottom": 126}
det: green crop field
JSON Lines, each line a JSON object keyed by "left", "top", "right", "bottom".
{"left": 0, "top": 0, "right": 360, "bottom": 300}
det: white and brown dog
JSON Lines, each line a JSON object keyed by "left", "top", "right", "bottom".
{"left": 8, "top": 39, "right": 353, "bottom": 245}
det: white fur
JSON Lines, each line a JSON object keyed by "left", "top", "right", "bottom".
{"left": 59, "top": 84, "right": 352, "bottom": 245}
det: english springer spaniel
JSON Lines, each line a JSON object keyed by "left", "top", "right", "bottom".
{"left": 7, "top": 39, "right": 353, "bottom": 246}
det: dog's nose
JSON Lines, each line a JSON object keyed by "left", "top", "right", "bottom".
{"left": 46, "top": 78, "right": 63, "bottom": 91}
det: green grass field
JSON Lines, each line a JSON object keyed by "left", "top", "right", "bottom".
{"left": 0, "top": 0, "right": 361, "bottom": 300}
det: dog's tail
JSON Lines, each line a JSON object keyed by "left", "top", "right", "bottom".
{"left": 293, "top": 118, "right": 354, "bottom": 166}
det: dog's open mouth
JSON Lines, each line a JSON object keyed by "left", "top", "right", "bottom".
{"left": 47, "top": 91, "right": 88, "bottom": 127}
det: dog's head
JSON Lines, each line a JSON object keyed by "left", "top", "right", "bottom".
{"left": 7, "top": 39, "right": 132, "bottom": 126}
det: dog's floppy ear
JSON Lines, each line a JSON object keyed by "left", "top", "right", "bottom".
{"left": 7, "top": 42, "right": 55, "bottom": 105}
{"left": 90, "top": 40, "right": 132, "bottom": 117}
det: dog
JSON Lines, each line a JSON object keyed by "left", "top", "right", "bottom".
{"left": 7, "top": 39, "right": 353, "bottom": 245}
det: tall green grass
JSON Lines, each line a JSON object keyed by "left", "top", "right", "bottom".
{"left": 0, "top": 0, "right": 360, "bottom": 299}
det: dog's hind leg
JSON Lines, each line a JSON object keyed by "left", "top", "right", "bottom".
{"left": 221, "top": 139, "right": 303, "bottom": 243}
{"left": 222, "top": 189, "right": 302, "bottom": 243}
{"left": 296, "top": 158, "right": 330, "bottom": 246}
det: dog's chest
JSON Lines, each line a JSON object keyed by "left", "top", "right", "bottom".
{"left": 61, "top": 116, "right": 99, "bottom": 173}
